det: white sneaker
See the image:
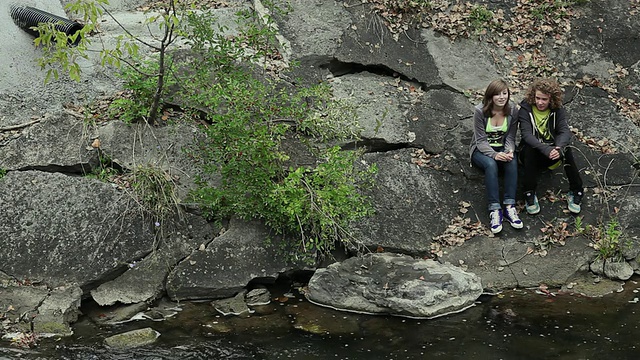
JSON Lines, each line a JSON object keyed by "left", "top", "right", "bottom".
{"left": 504, "top": 206, "right": 523, "bottom": 229}
{"left": 489, "top": 209, "right": 503, "bottom": 234}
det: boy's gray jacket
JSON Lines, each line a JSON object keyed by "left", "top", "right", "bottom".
{"left": 518, "top": 101, "right": 573, "bottom": 158}
{"left": 468, "top": 101, "right": 519, "bottom": 161}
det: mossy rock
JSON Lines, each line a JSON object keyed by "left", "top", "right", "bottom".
{"left": 104, "top": 327, "right": 160, "bottom": 349}
{"left": 33, "top": 321, "right": 72, "bottom": 336}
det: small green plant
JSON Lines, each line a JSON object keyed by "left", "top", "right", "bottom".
{"left": 574, "top": 215, "right": 585, "bottom": 234}
{"left": 468, "top": 5, "right": 493, "bottom": 33}
{"left": 588, "top": 217, "right": 626, "bottom": 261}
{"left": 530, "top": 0, "right": 573, "bottom": 20}
{"left": 0, "top": 168, "right": 6, "bottom": 179}
{"left": 374, "top": 108, "right": 389, "bottom": 135}
{"left": 86, "top": 152, "right": 119, "bottom": 181}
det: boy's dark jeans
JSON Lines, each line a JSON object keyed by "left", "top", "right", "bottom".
{"left": 521, "top": 144, "right": 583, "bottom": 194}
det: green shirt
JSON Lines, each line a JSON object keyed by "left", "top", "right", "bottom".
{"left": 532, "top": 107, "right": 552, "bottom": 141}
{"left": 485, "top": 117, "right": 508, "bottom": 147}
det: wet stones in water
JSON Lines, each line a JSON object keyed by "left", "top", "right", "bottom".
{"left": 246, "top": 288, "right": 271, "bottom": 306}
{"left": 485, "top": 306, "right": 517, "bottom": 325}
{"left": 211, "top": 288, "right": 273, "bottom": 316}
{"left": 211, "top": 290, "right": 252, "bottom": 317}
{"left": 92, "top": 302, "right": 149, "bottom": 325}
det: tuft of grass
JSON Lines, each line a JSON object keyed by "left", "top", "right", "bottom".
{"left": 131, "top": 164, "right": 180, "bottom": 224}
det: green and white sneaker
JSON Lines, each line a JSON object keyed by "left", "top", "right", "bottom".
{"left": 525, "top": 192, "right": 540, "bottom": 215}
{"left": 567, "top": 191, "right": 583, "bottom": 214}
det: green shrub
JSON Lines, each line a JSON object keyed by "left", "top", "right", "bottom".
{"left": 109, "top": 58, "right": 177, "bottom": 124}
{"left": 37, "top": 1, "right": 377, "bottom": 263}
{"left": 185, "top": 9, "right": 377, "bottom": 263}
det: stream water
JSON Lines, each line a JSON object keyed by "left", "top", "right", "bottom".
{"left": 2, "top": 277, "right": 640, "bottom": 360}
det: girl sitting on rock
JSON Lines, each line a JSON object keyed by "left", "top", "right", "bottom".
{"left": 469, "top": 79, "right": 523, "bottom": 234}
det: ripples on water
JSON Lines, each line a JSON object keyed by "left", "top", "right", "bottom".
{"left": 2, "top": 278, "right": 640, "bottom": 360}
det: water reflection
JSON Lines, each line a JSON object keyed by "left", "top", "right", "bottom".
{"left": 3, "top": 279, "right": 640, "bottom": 359}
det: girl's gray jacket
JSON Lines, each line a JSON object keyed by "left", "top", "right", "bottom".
{"left": 468, "top": 101, "right": 519, "bottom": 161}
{"left": 518, "top": 101, "right": 573, "bottom": 158}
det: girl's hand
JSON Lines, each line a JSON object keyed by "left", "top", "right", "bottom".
{"left": 495, "top": 152, "right": 513, "bottom": 162}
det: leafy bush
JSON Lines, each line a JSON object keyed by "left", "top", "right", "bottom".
{"left": 109, "top": 58, "right": 177, "bottom": 124}
{"left": 185, "top": 9, "right": 376, "bottom": 263}
{"left": 36, "top": 1, "right": 377, "bottom": 263}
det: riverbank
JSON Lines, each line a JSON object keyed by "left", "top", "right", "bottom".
{"left": 3, "top": 275, "right": 640, "bottom": 359}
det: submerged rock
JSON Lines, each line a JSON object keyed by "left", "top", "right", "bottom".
{"left": 246, "top": 287, "right": 271, "bottom": 306}
{"left": 104, "top": 327, "right": 160, "bottom": 349}
{"left": 306, "top": 253, "right": 483, "bottom": 318}
{"left": 211, "top": 290, "right": 251, "bottom": 316}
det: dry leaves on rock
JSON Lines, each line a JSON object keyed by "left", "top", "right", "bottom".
{"left": 138, "top": 0, "right": 233, "bottom": 11}
{"left": 571, "top": 126, "right": 618, "bottom": 154}
{"left": 359, "top": 0, "right": 638, "bottom": 114}
{"left": 534, "top": 220, "right": 573, "bottom": 256}
{"left": 410, "top": 148, "right": 444, "bottom": 169}
{"left": 431, "top": 214, "right": 489, "bottom": 257}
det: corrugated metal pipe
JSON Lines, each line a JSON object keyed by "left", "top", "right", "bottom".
{"left": 10, "top": 4, "right": 83, "bottom": 45}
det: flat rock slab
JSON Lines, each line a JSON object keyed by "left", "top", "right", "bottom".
{"left": 306, "top": 252, "right": 483, "bottom": 319}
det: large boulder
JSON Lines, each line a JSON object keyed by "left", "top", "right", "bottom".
{"left": 0, "top": 171, "right": 155, "bottom": 287}
{"left": 0, "top": 113, "right": 97, "bottom": 173}
{"left": 306, "top": 252, "right": 483, "bottom": 318}
{"left": 353, "top": 148, "right": 479, "bottom": 255}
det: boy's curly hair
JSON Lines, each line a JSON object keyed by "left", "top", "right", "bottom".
{"left": 524, "top": 78, "right": 564, "bottom": 110}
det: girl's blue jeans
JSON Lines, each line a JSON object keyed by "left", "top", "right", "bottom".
{"left": 471, "top": 148, "right": 518, "bottom": 211}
